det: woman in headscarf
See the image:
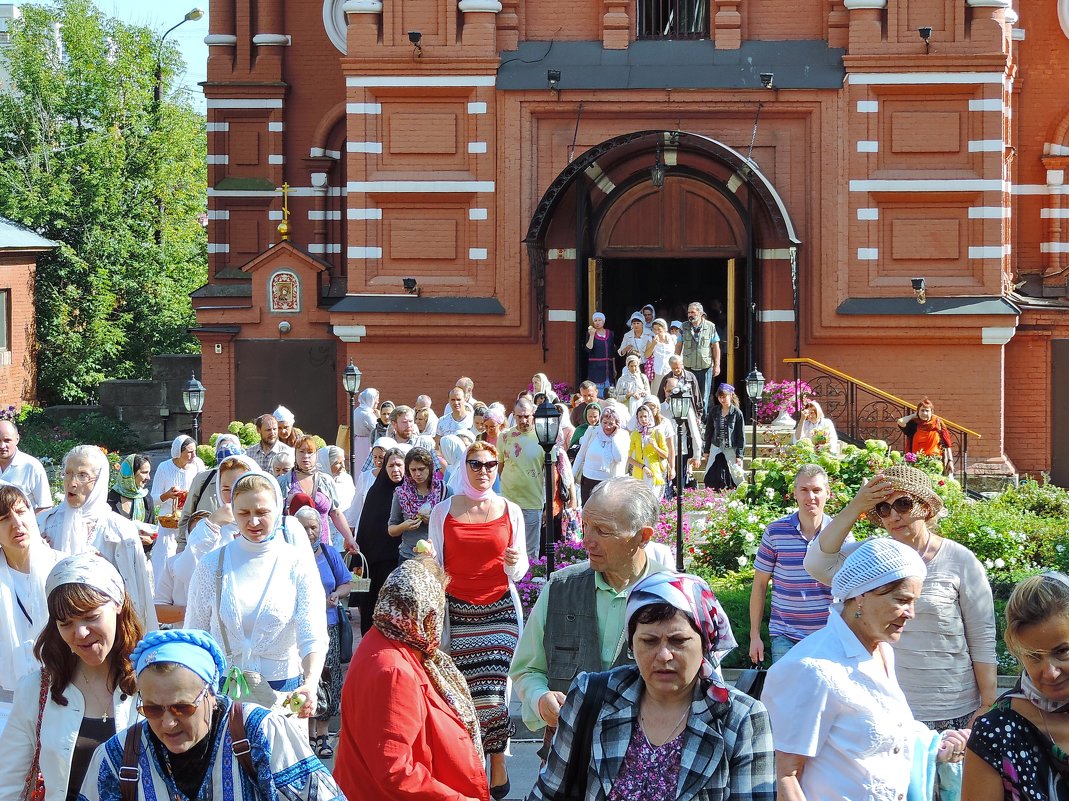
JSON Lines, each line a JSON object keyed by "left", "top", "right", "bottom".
{"left": 347, "top": 436, "right": 397, "bottom": 530}
{"left": 107, "top": 454, "right": 156, "bottom": 548}
{"left": 439, "top": 433, "right": 468, "bottom": 488}
{"left": 616, "top": 353, "right": 652, "bottom": 417}
{"left": 628, "top": 402, "right": 670, "bottom": 494}
{"left": 429, "top": 442, "right": 528, "bottom": 798}
{"left": 353, "top": 387, "right": 380, "bottom": 470}
{"left": 279, "top": 436, "right": 356, "bottom": 553}
{"left": 569, "top": 401, "right": 601, "bottom": 450}
{"left": 572, "top": 405, "right": 630, "bottom": 501}
{"left": 964, "top": 572, "right": 1069, "bottom": 801}
{"left": 0, "top": 486, "right": 63, "bottom": 732}
{"left": 79, "top": 629, "right": 342, "bottom": 801}
{"left": 0, "top": 553, "right": 142, "bottom": 801}
{"left": 149, "top": 435, "right": 205, "bottom": 587}
{"left": 649, "top": 317, "right": 678, "bottom": 397}
{"left": 702, "top": 383, "right": 745, "bottom": 490}
{"left": 389, "top": 447, "right": 450, "bottom": 563}
{"left": 175, "top": 433, "right": 244, "bottom": 553}
{"left": 37, "top": 445, "right": 159, "bottom": 632}
{"left": 334, "top": 558, "right": 489, "bottom": 801}
{"left": 184, "top": 470, "right": 328, "bottom": 718}
{"left": 478, "top": 406, "right": 506, "bottom": 449}
{"left": 618, "top": 312, "right": 654, "bottom": 384}
{"left": 374, "top": 400, "right": 396, "bottom": 441}
{"left": 765, "top": 538, "right": 969, "bottom": 801}
{"left": 318, "top": 445, "right": 356, "bottom": 527}
{"left": 354, "top": 447, "right": 406, "bottom": 635}
{"left": 531, "top": 570, "right": 774, "bottom": 801}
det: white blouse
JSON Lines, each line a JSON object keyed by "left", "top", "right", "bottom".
{"left": 572, "top": 427, "right": 630, "bottom": 482}
{"left": 651, "top": 334, "right": 678, "bottom": 375}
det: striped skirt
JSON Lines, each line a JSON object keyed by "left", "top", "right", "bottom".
{"left": 446, "top": 589, "right": 519, "bottom": 754}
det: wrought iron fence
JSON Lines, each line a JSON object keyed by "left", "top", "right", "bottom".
{"left": 636, "top": 0, "right": 710, "bottom": 40}
{"left": 784, "top": 358, "right": 979, "bottom": 491}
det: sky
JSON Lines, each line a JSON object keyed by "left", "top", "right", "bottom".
{"left": 101, "top": 0, "right": 209, "bottom": 111}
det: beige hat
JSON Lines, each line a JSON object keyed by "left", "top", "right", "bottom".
{"left": 877, "top": 464, "right": 943, "bottom": 520}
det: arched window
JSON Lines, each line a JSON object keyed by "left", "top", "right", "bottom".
{"left": 269, "top": 270, "right": 300, "bottom": 312}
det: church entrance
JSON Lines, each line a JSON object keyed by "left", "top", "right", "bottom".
{"left": 591, "top": 256, "right": 745, "bottom": 388}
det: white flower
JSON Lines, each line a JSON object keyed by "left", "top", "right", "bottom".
{"left": 994, "top": 558, "right": 1006, "bottom": 569}
{"left": 744, "top": 532, "right": 755, "bottom": 543}
{"left": 984, "top": 559, "right": 994, "bottom": 569}
{"left": 765, "top": 487, "right": 775, "bottom": 500}
{"left": 746, "top": 513, "right": 758, "bottom": 524}
{"left": 1057, "top": 544, "right": 1065, "bottom": 553}
{"left": 737, "top": 555, "right": 748, "bottom": 566}
{"left": 728, "top": 501, "right": 743, "bottom": 510}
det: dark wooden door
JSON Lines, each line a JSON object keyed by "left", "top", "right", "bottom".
{"left": 1052, "top": 340, "right": 1069, "bottom": 487}
{"left": 234, "top": 340, "right": 338, "bottom": 437}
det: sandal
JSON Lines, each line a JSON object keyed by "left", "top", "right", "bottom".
{"left": 316, "top": 735, "right": 335, "bottom": 759}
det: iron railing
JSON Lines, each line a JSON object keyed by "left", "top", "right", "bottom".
{"left": 636, "top": 0, "right": 709, "bottom": 40}
{"left": 784, "top": 358, "right": 980, "bottom": 491}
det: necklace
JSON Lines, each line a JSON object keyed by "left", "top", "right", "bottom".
{"left": 639, "top": 703, "right": 690, "bottom": 748}
{"left": 79, "top": 670, "right": 112, "bottom": 722}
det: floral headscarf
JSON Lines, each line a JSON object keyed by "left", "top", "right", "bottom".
{"left": 395, "top": 448, "right": 445, "bottom": 520}
{"left": 111, "top": 455, "right": 149, "bottom": 522}
{"left": 625, "top": 571, "right": 737, "bottom": 703}
{"left": 373, "top": 560, "right": 482, "bottom": 757}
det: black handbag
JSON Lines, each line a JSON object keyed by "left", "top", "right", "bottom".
{"left": 547, "top": 670, "right": 610, "bottom": 801}
{"left": 735, "top": 664, "right": 767, "bottom": 699}
{"left": 337, "top": 603, "right": 354, "bottom": 663}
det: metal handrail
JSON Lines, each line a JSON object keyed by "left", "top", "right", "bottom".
{"left": 783, "top": 357, "right": 978, "bottom": 490}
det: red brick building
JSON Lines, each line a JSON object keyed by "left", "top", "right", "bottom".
{"left": 196, "top": 0, "right": 1069, "bottom": 481}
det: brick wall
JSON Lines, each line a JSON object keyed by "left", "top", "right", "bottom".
{"left": 0, "top": 256, "right": 37, "bottom": 409}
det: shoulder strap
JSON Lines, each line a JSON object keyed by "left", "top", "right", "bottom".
{"left": 22, "top": 674, "right": 48, "bottom": 798}
{"left": 228, "top": 703, "right": 257, "bottom": 780}
{"left": 562, "top": 670, "right": 610, "bottom": 799}
{"left": 214, "top": 551, "right": 235, "bottom": 659}
{"left": 191, "top": 468, "right": 217, "bottom": 514}
{"left": 119, "top": 721, "right": 143, "bottom": 801}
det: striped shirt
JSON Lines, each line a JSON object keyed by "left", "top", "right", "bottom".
{"left": 753, "top": 511, "right": 840, "bottom": 641}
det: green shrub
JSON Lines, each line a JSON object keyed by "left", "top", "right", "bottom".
{"left": 16, "top": 406, "right": 139, "bottom": 466}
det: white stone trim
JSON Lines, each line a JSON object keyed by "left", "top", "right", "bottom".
{"left": 1040, "top": 242, "right": 1069, "bottom": 253}
{"left": 348, "top": 246, "right": 383, "bottom": 258}
{"left": 757, "top": 248, "right": 793, "bottom": 260}
{"left": 469, "top": 208, "right": 488, "bottom": 220}
{"left": 1050, "top": 170, "right": 1066, "bottom": 186}
{"left": 847, "top": 72, "right": 1006, "bottom": 85}
{"left": 856, "top": 140, "right": 879, "bottom": 153}
{"left": 206, "top": 122, "right": 230, "bottom": 132}
{"left": 547, "top": 309, "right": 577, "bottom": 322}
{"left": 345, "top": 75, "right": 496, "bottom": 87}
{"left": 347, "top": 142, "right": 383, "bottom": 153}
{"left": 857, "top": 208, "right": 879, "bottom": 220}
{"left": 757, "top": 310, "right": 796, "bottom": 322}
{"left": 1012, "top": 185, "right": 1069, "bottom": 195}
{"left": 204, "top": 34, "right": 238, "bottom": 46}
{"left": 856, "top": 100, "right": 879, "bottom": 113}
{"left": 857, "top": 248, "right": 879, "bottom": 260}
{"left": 207, "top": 98, "right": 284, "bottom": 109}
{"left": 342, "top": 0, "right": 383, "bottom": 12}
{"left": 969, "top": 207, "right": 1011, "bottom": 218}
{"left": 207, "top": 155, "right": 229, "bottom": 164}
{"left": 1041, "top": 209, "right": 1069, "bottom": 218}
{"left": 468, "top": 102, "right": 487, "bottom": 114}
{"left": 309, "top": 210, "right": 343, "bottom": 221}
{"left": 967, "top": 0, "right": 1010, "bottom": 7}
{"left": 726, "top": 173, "right": 744, "bottom": 193}
{"left": 584, "top": 164, "right": 616, "bottom": 194}
{"left": 268, "top": 122, "right": 284, "bottom": 132}
{"left": 850, "top": 179, "right": 1002, "bottom": 192}
{"left": 252, "top": 34, "right": 291, "bottom": 46}
{"left": 346, "top": 103, "right": 382, "bottom": 115}
{"left": 469, "top": 248, "right": 488, "bottom": 260}
{"left": 348, "top": 208, "right": 383, "bottom": 220}
{"left": 207, "top": 243, "right": 230, "bottom": 253}
{"left": 844, "top": 0, "right": 886, "bottom": 7}
{"left": 333, "top": 324, "right": 368, "bottom": 342}
{"left": 981, "top": 326, "right": 1016, "bottom": 345}
{"left": 1046, "top": 144, "right": 1069, "bottom": 156}
{"left": 308, "top": 244, "right": 342, "bottom": 254}
{"left": 208, "top": 187, "right": 347, "bottom": 197}
{"left": 269, "top": 210, "right": 284, "bottom": 221}
{"left": 458, "top": 0, "right": 503, "bottom": 10}
{"left": 346, "top": 180, "right": 495, "bottom": 193}
{"left": 968, "top": 245, "right": 1010, "bottom": 258}
{"left": 468, "top": 141, "right": 488, "bottom": 154}
{"left": 968, "top": 140, "right": 1004, "bottom": 152}
{"left": 969, "top": 98, "right": 1004, "bottom": 112}
{"left": 547, "top": 248, "right": 577, "bottom": 260}
{"left": 268, "top": 154, "right": 284, "bottom": 165}
{"left": 207, "top": 210, "right": 230, "bottom": 220}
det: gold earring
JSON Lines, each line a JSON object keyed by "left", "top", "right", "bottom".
{"left": 854, "top": 603, "right": 862, "bottom": 619}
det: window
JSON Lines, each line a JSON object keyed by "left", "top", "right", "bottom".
{"left": 0, "top": 289, "right": 9, "bottom": 354}
{"left": 637, "top": 0, "right": 709, "bottom": 40}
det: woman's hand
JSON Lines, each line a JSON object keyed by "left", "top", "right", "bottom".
{"left": 852, "top": 473, "right": 895, "bottom": 511}
{"left": 289, "top": 684, "right": 318, "bottom": 719}
{"left": 937, "top": 729, "right": 970, "bottom": 763}
{"left": 503, "top": 546, "right": 520, "bottom": 567}
{"left": 406, "top": 517, "right": 422, "bottom": 530}
{"left": 162, "top": 486, "right": 180, "bottom": 502}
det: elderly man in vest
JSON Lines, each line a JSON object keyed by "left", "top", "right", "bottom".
{"left": 510, "top": 475, "right": 669, "bottom": 752}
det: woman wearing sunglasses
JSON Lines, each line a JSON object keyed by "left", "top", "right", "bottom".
{"left": 428, "top": 442, "right": 528, "bottom": 799}
{"left": 79, "top": 628, "right": 343, "bottom": 801}
{"left": 0, "top": 552, "right": 142, "bottom": 801}
{"left": 804, "top": 464, "right": 998, "bottom": 733}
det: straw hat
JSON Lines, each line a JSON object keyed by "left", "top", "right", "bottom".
{"left": 879, "top": 464, "right": 943, "bottom": 520}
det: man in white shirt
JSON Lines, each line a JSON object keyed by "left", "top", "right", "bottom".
{"left": 435, "top": 386, "right": 474, "bottom": 441}
{"left": 0, "top": 420, "right": 53, "bottom": 511}
{"left": 245, "top": 413, "right": 295, "bottom": 471}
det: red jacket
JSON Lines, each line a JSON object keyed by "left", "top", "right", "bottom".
{"left": 333, "top": 627, "right": 490, "bottom": 801}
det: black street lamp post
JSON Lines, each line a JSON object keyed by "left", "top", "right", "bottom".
{"left": 342, "top": 359, "right": 363, "bottom": 478}
{"left": 669, "top": 385, "right": 692, "bottom": 571}
{"left": 534, "top": 400, "right": 562, "bottom": 575}
{"left": 181, "top": 372, "right": 205, "bottom": 444}
{"left": 745, "top": 369, "right": 766, "bottom": 484}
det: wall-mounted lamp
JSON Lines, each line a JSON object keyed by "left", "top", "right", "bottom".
{"left": 918, "top": 26, "right": 932, "bottom": 52}
{"left": 408, "top": 30, "right": 422, "bottom": 57}
{"left": 650, "top": 143, "right": 666, "bottom": 189}
{"left": 278, "top": 320, "right": 292, "bottom": 334}
{"left": 759, "top": 72, "right": 775, "bottom": 90}
{"left": 547, "top": 69, "right": 561, "bottom": 93}
{"left": 911, "top": 277, "right": 927, "bottom": 305}
{"left": 403, "top": 277, "right": 420, "bottom": 296}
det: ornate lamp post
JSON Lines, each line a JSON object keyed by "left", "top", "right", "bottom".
{"left": 745, "top": 368, "right": 766, "bottom": 484}
{"left": 181, "top": 372, "right": 205, "bottom": 444}
{"left": 668, "top": 385, "right": 692, "bottom": 571}
{"left": 342, "top": 359, "right": 363, "bottom": 477}
{"left": 534, "top": 399, "right": 561, "bottom": 575}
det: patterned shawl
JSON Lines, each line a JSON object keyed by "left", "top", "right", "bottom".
{"left": 373, "top": 559, "right": 483, "bottom": 758}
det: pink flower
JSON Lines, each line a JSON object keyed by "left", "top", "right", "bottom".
{"left": 904, "top": 452, "right": 918, "bottom": 463}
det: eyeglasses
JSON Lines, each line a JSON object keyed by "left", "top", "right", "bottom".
{"left": 137, "top": 683, "right": 211, "bottom": 719}
{"left": 466, "top": 459, "right": 498, "bottom": 473}
{"left": 873, "top": 497, "right": 916, "bottom": 518}
{"left": 137, "top": 680, "right": 210, "bottom": 718}
{"left": 63, "top": 471, "right": 97, "bottom": 485}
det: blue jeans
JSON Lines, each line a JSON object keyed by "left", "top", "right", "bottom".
{"left": 521, "top": 507, "right": 543, "bottom": 562}
{"left": 770, "top": 635, "right": 798, "bottom": 663}
{"left": 691, "top": 367, "right": 712, "bottom": 419}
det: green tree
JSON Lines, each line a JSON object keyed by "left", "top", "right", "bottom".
{"left": 0, "top": 0, "right": 206, "bottom": 403}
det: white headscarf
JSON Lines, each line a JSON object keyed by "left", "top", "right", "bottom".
{"left": 228, "top": 468, "right": 285, "bottom": 544}
{"left": 361, "top": 436, "right": 399, "bottom": 472}
{"left": 212, "top": 454, "right": 260, "bottom": 507}
{"left": 273, "top": 405, "right": 295, "bottom": 424}
{"left": 357, "top": 389, "right": 378, "bottom": 410}
{"left": 317, "top": 446, "right": 345, "bottom": 475}
{"left": 170, "top": 435, "right": 195, "bottom": 460}
{"left": 37, "top": 445, "right": 112, "bottom": 554}
{"left": 45, "top": 552, "right": 126, "bottom": 606}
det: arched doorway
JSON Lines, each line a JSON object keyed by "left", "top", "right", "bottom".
{"left": 524, "top": 130, "right": 801, "bottom": 390}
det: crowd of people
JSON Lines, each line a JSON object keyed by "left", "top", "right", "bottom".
{"left": 0, "top": 356, "right": 1052, "bottom": 801}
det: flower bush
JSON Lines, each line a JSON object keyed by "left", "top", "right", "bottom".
{"left": 14, "top": 405, "right": 139, "bottom": 468}
{"left": 754, "top": 379, "right": 812, "bottom": 424}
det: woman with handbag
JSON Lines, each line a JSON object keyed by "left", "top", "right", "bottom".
{"left": 183, "top": 471, "right": 328, "bottom": 719}
{"left": 79, "top": 628, "right": 344, "bottom": 801}
{"left": 293, "top": 506, "right": 351, "bottom": 759}
{"left": 0, "top": 552, "right": 143, "bottom": 801}
{"left": 530, "top": 570, "right": 774, "bottom": 801}
{"left": 428, "top": 442, "right": 528, "bottom": 799}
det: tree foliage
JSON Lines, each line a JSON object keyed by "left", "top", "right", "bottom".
{"left": 0, "top": 0, "right": 206, "bottom": 403}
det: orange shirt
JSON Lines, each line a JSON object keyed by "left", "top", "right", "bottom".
{"left": 443, "top": 511, "right": 511, "bottom": 604}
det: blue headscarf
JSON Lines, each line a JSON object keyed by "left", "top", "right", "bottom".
{"left": 131, "top": 629, "right": 227, "bottom": 687}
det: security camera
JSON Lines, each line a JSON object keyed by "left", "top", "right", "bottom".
{"left": 759, "top": 72, "right": 774, "bottom": 90}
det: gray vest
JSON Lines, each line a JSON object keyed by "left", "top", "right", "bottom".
{"left": 543, "top": 564, "right": 633, "bottom": 693}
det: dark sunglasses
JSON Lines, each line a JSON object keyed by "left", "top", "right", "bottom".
{"left": 466, "top": 459, "right": 498, "bottom": 473}
{"left": 873, "top": 497, "right": 916, "bottom": 518}
{"left": 137, "top": 683, "right": 211, "bottom": 719}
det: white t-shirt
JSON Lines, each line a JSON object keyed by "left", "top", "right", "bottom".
{"left": 0, "top": 451, "right": 53, "bottom": 509}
